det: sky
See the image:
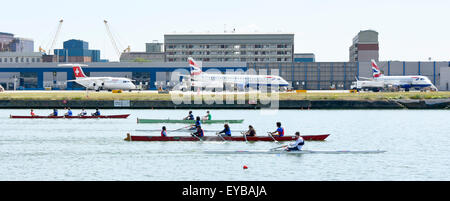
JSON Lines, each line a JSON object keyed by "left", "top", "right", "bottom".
{"left": 1, "top": 0, "right": 449, "bottom": 62}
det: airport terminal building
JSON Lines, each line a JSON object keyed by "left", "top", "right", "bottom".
{"left": 1, "top": 61, "right": 449, "bottom": 91}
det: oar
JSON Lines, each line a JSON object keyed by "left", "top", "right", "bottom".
{"left": 190, "top": 133, "right": 203, "bottom": 142}
{"left": 216, "top": 132, "right": 228, "bottom": 142}
{"left": 267, "top": 132, "right": 280, "bottom": 144}
{"left": 270, "top": 145, "right": 287, "bottom": 151}
{"left": 173, "top": 125, "right": 191, "bottom": 132}
{"left": 241, "top": 132, "right": 248, "bottom": 143}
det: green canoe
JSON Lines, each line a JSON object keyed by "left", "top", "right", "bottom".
{"left": 137, "top": 118, "right": 244, "bottom": 124}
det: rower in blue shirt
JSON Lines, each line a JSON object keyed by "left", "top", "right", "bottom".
{"left": 49, "top": 109, "right": 58, "bottom": 117}
{"left": 184, "top": 111, "right": 194, "bottom": 120}
{"left": 218, "top": 123, "right": 232, "bottom": 136}
{"left": 92, "top": 108, "right": 101, "bottom": 116}
{"left": 192, "top": 125, "right": 204, "bottom": 137}
{"left": 269, "top": 122, "right": 284, "bottom": 137}
{"left": 65, "top": 108, "right": 73, "bottom": 116}
{"left": 190, "top": 116, "right": 202, "bottom": 130}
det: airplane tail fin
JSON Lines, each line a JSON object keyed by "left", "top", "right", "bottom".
{"left": 371, "top": 59, "right": 382, "bottom": 78}
{"left": 188, "top": 57, "right": 202, "bottom": 76}
{"left": 73, "top": 65, "right": 87, "bottom": 79}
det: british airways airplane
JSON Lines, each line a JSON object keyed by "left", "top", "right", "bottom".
{"left": 368, "top": 60, "right": 437, "bottom": 91}
{"left": 182, "top": 57, "right": 289, "bottom": 91}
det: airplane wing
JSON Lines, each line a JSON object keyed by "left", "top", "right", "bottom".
{"left": 358, "top": 77, "right": 373, "bottom": 81}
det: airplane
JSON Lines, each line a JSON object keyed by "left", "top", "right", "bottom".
{"left": 178, "top": 57, "right": 290, "bottom": 91}
{"left": 61, "top": 64, "right": 136, "bottom": 91}
{"left": 367, "top": 60, "right": 437, "bottom": 91}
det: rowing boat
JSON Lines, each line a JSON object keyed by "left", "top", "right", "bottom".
{"left": 136, "top": 118, "right": 244, "bottom": 124}
{"left": 124, "top": 133, "right": 329, "bottom": 141}
{"left": 10, "top": 114, "right": 130, "bottom": 119}
{"left": 203, "top": 150, "right": 386, "bottom": 154}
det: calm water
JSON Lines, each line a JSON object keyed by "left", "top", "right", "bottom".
{"left": 0, "top": 109, "right": 448, "bottom": 181}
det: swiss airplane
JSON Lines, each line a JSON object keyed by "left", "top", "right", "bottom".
{"left": 181, "top": 57, "right": 289, "bottom": 90}
{"left": 368, "top": 60, "right": 437, "bottom": 91}
{"left": 61, "top": 64, "right": 136, "bottom": 91}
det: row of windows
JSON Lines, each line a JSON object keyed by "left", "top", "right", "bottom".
{"left": 167, "top": 57, "right": 292, "bottom": 62}
{"left": 0, "top": 57, "right": 41, "bottom": 63}
{"left": 166, "top": 51, "right": 292, "bottom": 56}
{"left": 166, "top": 44, "right": 292, "bottom": 49}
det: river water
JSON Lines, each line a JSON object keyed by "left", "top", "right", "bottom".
{"left": 0, "top": 109, "right": 448, "bottom": 181}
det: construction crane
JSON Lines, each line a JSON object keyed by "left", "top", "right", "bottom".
{"left": 104, "top": 20, "right": 129, "bottom": 60}
{"left": 48, "top": 19, "right": 63, "bottom": 54}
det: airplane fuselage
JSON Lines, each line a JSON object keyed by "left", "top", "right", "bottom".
{"left": 189, "top": 73, "right": 290, "bottom": 88}
{"left": 75, "top": 77, "right": 136, "bottom": 90}
{"left": 374, "top": 75, "right": 434, "bottom": 89}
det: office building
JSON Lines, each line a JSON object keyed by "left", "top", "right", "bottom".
{"left": 349, "top": 30, "right": 379, "bottom": 62}
{"left": 164, "top": 33, "right": 294, "bottom": 62}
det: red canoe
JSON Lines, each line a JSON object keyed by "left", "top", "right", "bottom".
{"left": 10, "top": 114, "right": 130, "bottom": 119}
{"left": 124, "top": 133, "right": 329, "bottom": 142}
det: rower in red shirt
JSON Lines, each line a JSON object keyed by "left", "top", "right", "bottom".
{"left": 30, "top": 109, "right": 36, "bottom": 116}
{"left": 161, "top": 126, "right": 168, "bottom": 137}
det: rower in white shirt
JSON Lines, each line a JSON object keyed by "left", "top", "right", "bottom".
{"left": 285, "top": 132, "right": 304, "bottom": 151}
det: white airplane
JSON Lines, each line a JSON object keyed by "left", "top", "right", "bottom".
{"left": 367, "top": 60, "right": 437, "bottom": 91}
{"left": 61, "top": 64, "right": 136, "bottom": 91}
{"left": 180, "top": 57, "right": 290, "bottom": 91}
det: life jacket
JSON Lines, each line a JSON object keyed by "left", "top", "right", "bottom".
{"left": 277, "top": 127, "right": 284, "bottom": 137}
{"left": 298, "top": 137, "right": 305, "bottom": 146}
{"left": 197, "top": 129, "right": 204, "bottom": 137}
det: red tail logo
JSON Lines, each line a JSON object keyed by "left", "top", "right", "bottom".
{"left": 73, "top": 66, "right": 86, "bottom": 78}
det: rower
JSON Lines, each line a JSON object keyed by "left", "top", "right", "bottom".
{"left": 190, "top": 116, "right": 202, "bottom": 130}
{"left": 92, "top": 108, "right": 101, "bottom": 116}
{"left": 285, "top": 132, "right": 304, "bottom": 151}
{"left": 65, "top": 108, "right": 73, "bottom": 116}
{"left": 79, "top": 108, "right": 87, "bottom": 116}
{"left": 269, "top": 122, "right": 284, "bottom": 137}
{"left": 192, "top": 125, "right": 204, "bottom": 137}
{"left": 243, "top": 125, "right": 256, "bottom": 137}
{"left": 30, "top": 109, "right": 36, "bottom": 117}
{"left": 161, "top": 126, "right": 168, "bottom": 137}
{"left": 218, "top": 123, "right": 231, "bottom": 136}
{"left": 184, "top": 111, "right": 194, "bottom": 120}
{"left": 202, "top": 111, "right": 211, "bottom": 121}
{"left": 49, "top": 109, "right": 58, "bottom": 117}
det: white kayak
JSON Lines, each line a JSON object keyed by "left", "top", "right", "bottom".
{"left": 204, "top": 149, "right": 386, "bottom": 154}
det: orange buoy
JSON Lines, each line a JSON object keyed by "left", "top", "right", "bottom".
{"left": 243, "top": 165, "right": 248, "bottom": 169}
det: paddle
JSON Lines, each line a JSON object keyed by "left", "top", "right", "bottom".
{"left": 241, "top": 132, "right": 248, "bottom": 143}
{"left": 190, "top": 133, "right": 203, "bottom": 142}
{"left": 173, "top": 125, "right": 191, "bottom": 132}
{"left": 216, "top": 132, "right": 228, "bottom": 142}
{"left": 267, "top": 132, "right": 281, "bottom": 144}
{"left": 269, "top": 145, "right": 287, "bottom": 151}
